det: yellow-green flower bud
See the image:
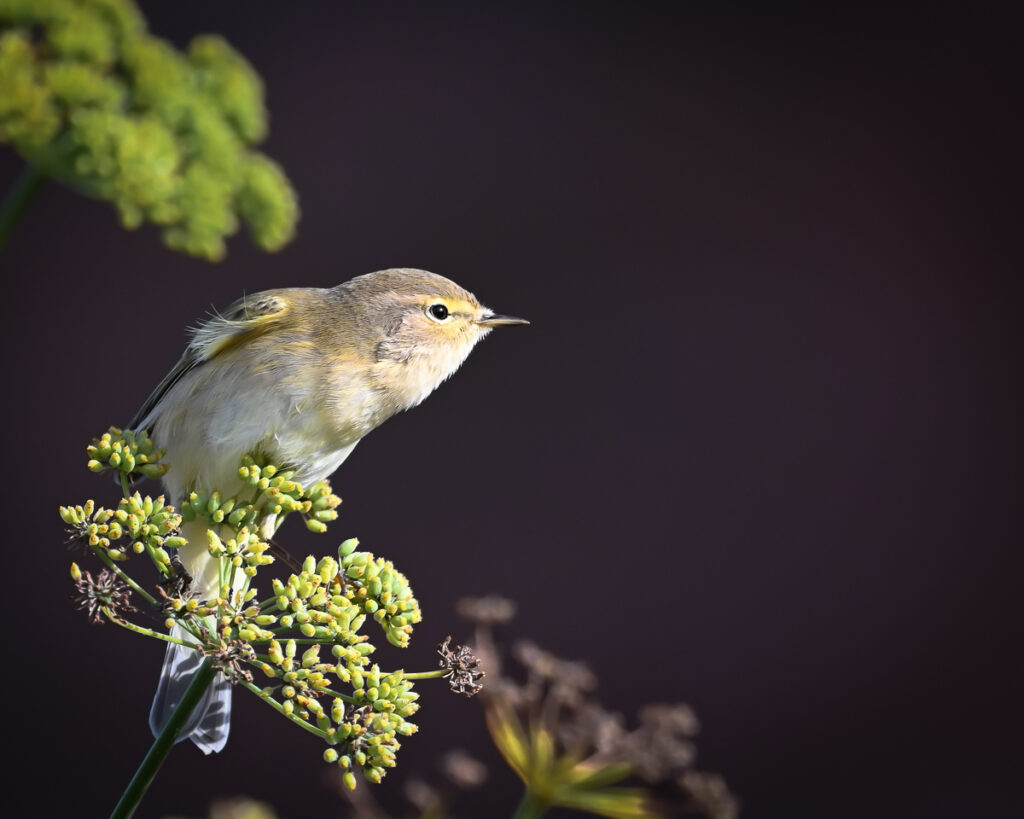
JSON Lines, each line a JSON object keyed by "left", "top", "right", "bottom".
{"left": 305, "top": 518, "right": 328, "bottom": 534}
{"left": 301, "top": 645, "right": 321, "bottom": 668}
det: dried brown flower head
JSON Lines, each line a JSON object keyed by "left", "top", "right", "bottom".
{"left": 437, "top": 636, "right": 485, "bottom": 697}
{"left": 203, "top": 637, "right": 256, "bottom": 685}
{"left": 72, "top": 567, "right": 137, "bottom": 624}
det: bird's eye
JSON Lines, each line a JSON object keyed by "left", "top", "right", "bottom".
{"left": 428, "top": 303, "right": 449, "bottom": 321}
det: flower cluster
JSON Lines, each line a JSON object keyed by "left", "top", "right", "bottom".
{"left": 0, "top": 0, "right": 298, "bottom": 260}
{"left": 63, "top": 426, "right": 475, "bottom": 790}
{"left": 179, "top": 454, "right": 341, "bottom": 537}
{"left": 86, "top": 426, "right": 169, "bottom": 481}
{"left": 60, "top": 493, "right": 183, "bottom": 568}
{"left": 205, "top": 541, "right": 426, "bottom": 786}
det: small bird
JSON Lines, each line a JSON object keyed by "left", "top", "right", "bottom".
{"left": 128, "top": 268, "right": 527, "bottom": 753}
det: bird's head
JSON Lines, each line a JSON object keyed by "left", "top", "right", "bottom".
{"left": 338, "top": 268, "right": 528, "bottom": 409}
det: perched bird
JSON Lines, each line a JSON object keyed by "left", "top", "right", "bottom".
{"left": 128, "top": 268, "right": 528, "bottom": 753}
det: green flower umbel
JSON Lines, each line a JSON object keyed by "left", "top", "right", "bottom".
{"left": 62, "top": 427, "right": 480, "bottom": 797}
{"left": 0, "top": 0, "right": 298, "bottom": 259}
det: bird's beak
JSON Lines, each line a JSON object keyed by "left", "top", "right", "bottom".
{"left": 474, "top": 312, "right": 530, "bottom": 327}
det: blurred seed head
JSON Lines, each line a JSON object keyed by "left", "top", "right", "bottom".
{"left": 456, "top": 594, "right": 517, "bottom": 626}
{"left": 439, "top": 749, "right": 488, "bottom": 789}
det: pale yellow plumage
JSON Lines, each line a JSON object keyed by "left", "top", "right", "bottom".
{"left": 131, "top": 267, "right": 527, "bottom": 752}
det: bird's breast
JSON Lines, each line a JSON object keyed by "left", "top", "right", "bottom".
{"left": 152, "top": 358, "right": 366, "bottom": 501}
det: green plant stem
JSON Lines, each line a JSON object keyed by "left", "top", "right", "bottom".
{"left": 236, "top": 568, "right": 254, "bottom": 604}
{"left": 109, "top": 659, "right": 218, "bottom": 819}
{"left": 0, "top": 163, "right": 45, "bottom": 250}
{"left": 398, "top": 669, "right": 446, "bottom": 680}
{"left": 104, "top": 609, "right": 197, "bottom": 647}
{"left": 241, "top": 680, "right": 333, "bottom": 740}
{"left": 90, "top": 543, "right": 160, "bottom": 608}
{"left": 511, "top": 790, "right": 549, "bottom": 819}
{"left": 320, "top": 686, "right": 358, "bottom": 703}
{"left": 251, "top": 636, "right": 328, "bottom": 643}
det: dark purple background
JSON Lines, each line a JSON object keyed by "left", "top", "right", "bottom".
{"left": 3, "top": 2, "right": 1021, "bottom": 816}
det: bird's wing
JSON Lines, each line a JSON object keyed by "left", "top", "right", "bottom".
{"left": 128, "top": 290, "right": 293, "bottom": 431}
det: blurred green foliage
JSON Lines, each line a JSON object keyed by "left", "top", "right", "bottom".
{"left": 0, "top": 0, "right": 298, "bottom": 260}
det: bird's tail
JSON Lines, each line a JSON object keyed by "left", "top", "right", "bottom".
{"left": 149, "top": 517, "right": 251, "bottom": 753}
{"left": 149, "top": 621, "right": 231, "bottom": 754}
